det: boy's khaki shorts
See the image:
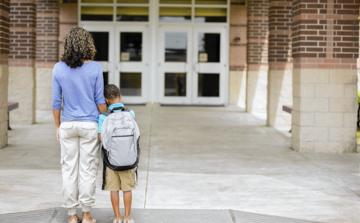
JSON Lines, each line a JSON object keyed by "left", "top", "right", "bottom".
{"left": 104, "top": 167, "right": 136, "bottom": 192}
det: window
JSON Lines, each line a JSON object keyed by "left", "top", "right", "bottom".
{"left": 120, "top": 72, "right": 142, "bottom": 96}
{"left": 159, "top": 7, "right": 191, "bottom": 23}
{"left": 165, "top": 73, "right": 187, "bottom": 97}
{"left": 159, "top": 0, "right": 228, "bottom": 23}
{"left": 80, "top": 0, "right": 150, "bottom": 22}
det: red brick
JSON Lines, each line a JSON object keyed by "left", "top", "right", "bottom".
{"left": 9, "top": 0, "right": 36, "bottom": 62}
{"left": 247, "top": 0, "right": 269, "bottom": 65}
{"left": 292, "top": 0, "right": 359, "bottom": 66}
{"left": 35, "top": 0, "right": 58, "bottom": 64}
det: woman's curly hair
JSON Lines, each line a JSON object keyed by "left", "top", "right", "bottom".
{"left": 61, "top": 27, "right": 96, "bottom": 68}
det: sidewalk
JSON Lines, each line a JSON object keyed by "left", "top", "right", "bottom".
{"left": 0, "top": 208, "right": 317, "bottom": 223}
{"left": 1, "top": 105, "right": 360, "bottom": 223}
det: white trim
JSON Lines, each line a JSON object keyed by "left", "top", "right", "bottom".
{"left": 115, "top": 25, "right": 149, "bottom": 104}
{"left": 78, "top": 0, "right": 230, "bottom": 105}
{"left": 158, "top": 26, "right": 193, "bottom": 105}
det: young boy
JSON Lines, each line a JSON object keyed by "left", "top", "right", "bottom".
{"left": 98, "top": 84, "right": 136, "bottom": 223}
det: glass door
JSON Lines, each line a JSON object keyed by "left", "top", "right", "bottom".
{"left": 116, "top": 25, "right": 149, "bottom": 104}
{"left": 158, "top": 26, "right": 227, "bottom": 105}
{"left": 83, "top": 24, "right": 114, "bottom": 88}
{"left": 158, "top": 26, "right": 192, "bottom": 104}
{"left": 192, "top": 27, "right": 227, "bottom": 105}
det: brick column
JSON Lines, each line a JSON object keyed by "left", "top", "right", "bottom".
{"left": 59, "top": 1, "right": 78, "bottom": 58}
{"left": 229, "top": 0, "right": 247, "bottom": 109}
{"left": 268, "top": 0, "right": 293, "bottom": 129}
{"left": 8, "top": 0, "right": 36, "bottom": 124}
{"left": 246, "top": 0, "right": 269, "bottom": 119}
{"left": 35, "top": 0, "right": 59, "bottom": 117}
{"left": 292, "top": 0, "right": 359, "bottom": 153}
{"left": 0, "top": 0, "right": 10, "bottom": 148}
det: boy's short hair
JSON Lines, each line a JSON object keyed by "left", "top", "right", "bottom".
{"left": 104, "top": 84, "right": 121, "bottom": 99}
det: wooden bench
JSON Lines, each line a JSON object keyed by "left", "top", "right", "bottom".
{"left": 282, "top": 105, "right": 292, "bottom": 114}
{"left": 8, "top": 102, "right": 19, "bottom": 130}
{"left": 282, "top": 105, "right": 292, "bottom": 132}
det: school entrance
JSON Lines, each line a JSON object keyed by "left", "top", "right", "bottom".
{"left": 79, "top": 0, "right": 229, "bottom": 105}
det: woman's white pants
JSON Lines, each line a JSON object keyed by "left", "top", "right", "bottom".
{"left": 59, "top": 121, "right": 100, "bottom": 216}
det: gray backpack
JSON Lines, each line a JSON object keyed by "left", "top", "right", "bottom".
{"left": 101, "top": 108, "right": 140, "bottom": 171}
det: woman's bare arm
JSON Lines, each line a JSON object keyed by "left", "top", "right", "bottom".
{"left": 53, "top": 109, "right": 61, "bottom": 141}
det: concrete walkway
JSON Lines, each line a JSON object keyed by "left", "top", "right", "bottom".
{"left": 0, "top": 208, "right": 316, "bottom": 223}
{"left": 1, "top": 105, "right": 360, "bottom": 223}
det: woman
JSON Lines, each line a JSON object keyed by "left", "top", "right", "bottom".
{"left": 52, "top": 27, "right": 106, "bottom": 223}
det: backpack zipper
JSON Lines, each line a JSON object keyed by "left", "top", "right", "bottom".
{"left": 112, "top": 134, "right": 134, "bottom": 138}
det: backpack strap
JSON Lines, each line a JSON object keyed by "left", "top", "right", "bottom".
{"left": 110, "top": 106, "right": 128, "bottom": 113}
{"left": 101, "top": 111, "right": 111, "bottom": 116}
{"left": 101, "top": 147, "right": 107, "bottom": 190}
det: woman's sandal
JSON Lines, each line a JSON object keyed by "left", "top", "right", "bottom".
{"left": 82, "top": 218, "right": 97, "bottom": 223}
{"left": 68, "top": 215, "right": 81, "bottom": 223}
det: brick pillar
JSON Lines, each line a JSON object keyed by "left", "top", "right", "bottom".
{"left": 59, "top": 1, "right": 78, "bottom": 58}
{"left": 8, "top": 0, "right": 36, "bottom": 124}
{"left": 0, "top": 0, "right": 10, "bottom": 148}
{"left": 247, "top": 0, "right": 269, "bottom": 120}
{"left": 35, "top": 0, "right": 59, "bottom": 118}
{"left": 292, "top": 0, "right": 359, "bottom": 153}
{"left": 229, "top": 0, "right": 247, "bottom": 109}
{"left": 268, "top": 0, "right": 293, "bottom": 129}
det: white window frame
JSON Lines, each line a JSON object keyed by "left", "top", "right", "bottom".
{"left": 78, "top": 0, "right": 230, "bottom": 105}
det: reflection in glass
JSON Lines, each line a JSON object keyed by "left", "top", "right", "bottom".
{"left": 165, "top": 73, "right": 186, "bottom": 96}
{"left": 81, "top": 7, "right": 113, "bottom": 21}
{"left": 195, "top": 0, "right": 227, "bottom": 4}
{"left": 198, "top": 33, "right": 220, "bottom": 62}
{"left": 82, "top": 0, "right": 112, "bottom": 2}
{"left": 198, "top": 73, "right": 219, "bottom": 97}
{"left": 103, "top": 72, "right": 109, "bottom": 87}
{"left": 120, "top": 73, "right": 142, "bottom": 96}
{"left": 195, "top": 8, "right": 227, "bottom": 23}
{"left": 90, "top": 32, "right": 109, "bottom": 61}
{"left": 160, "top": 0, "right": 191, "bottom": 4}
{"left": 120, "top": 32, "right": 142, "bottom": 62}
{"left": 159, "top": 7, "right": 191, "bottom": 23}
{"left": 165, "top": 32, "right": 187, "bottom": 62}
{"left": 117, "top": 0, "right": 148, "bottom": 3}
{"left": 117, "top": 7, "right": 149, "bottom": 21}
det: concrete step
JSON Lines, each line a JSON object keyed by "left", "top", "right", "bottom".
{"left": 0, "top": 208, "right": 320, "bottom": 223}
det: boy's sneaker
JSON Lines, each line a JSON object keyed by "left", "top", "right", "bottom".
{"left": 123, "top": 218, "right": 135, "bottom": 223}
{"left": 113, "top": 219, "right": 122, "bottom": 223}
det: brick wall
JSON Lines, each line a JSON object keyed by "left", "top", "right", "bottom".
{"left": 9, "top": 0, "right": 36, "bottom": 65}
{"left": 267, "top": 0, "right": 293, "bottom": 128}
{"left": 59, "top": 2, "right": 78, "bottom": 58}
{"left": 0, "top": 0, "right": 10, "bottom": 65}
{"left": 230, "top": 0, "right": 247, "bottom": 71}
{"left": 269, "top": 0, "right": 292, "bottom": 64}
{"left": 291, "top": 0, "right": 360, "bottom": 153}
{"left": 0, "top": 0, "right": 10, "bottom": 148}
{"left": 35, "top": 0, "right": 59, "bottom": 65}
{"left": 292, "top": 0, "right": 359, "bottom": 69}
{"left": 246, "top": 0, "right": 269, "bottom": 119}
{"left": 247, "top": 0, "right": 269, "bottom": 66}
{"left": 8, "top": 0, "right": 36, "bottom": 124}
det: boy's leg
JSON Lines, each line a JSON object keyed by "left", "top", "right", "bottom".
{"left": 111, "top": 191, "right": 122, "bottom": 220}
{"left": 123, "top": 191, "right": 132, "bottom": 219}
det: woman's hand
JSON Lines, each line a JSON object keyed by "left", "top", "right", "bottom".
{"left": 56, "top": 128, "right": 60, "bottom": 142}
